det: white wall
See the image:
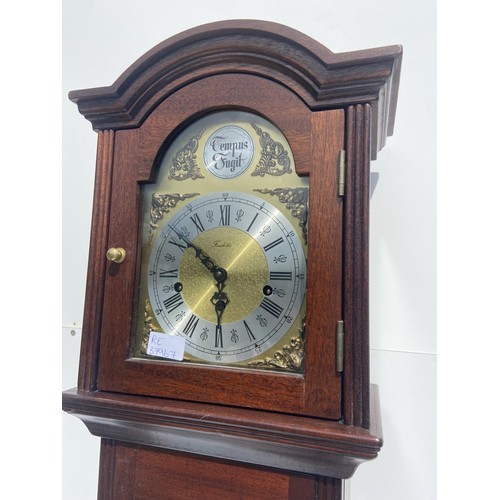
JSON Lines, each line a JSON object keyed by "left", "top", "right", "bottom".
{"left": 62, "top": 1, "right": 436, "bottom": 499}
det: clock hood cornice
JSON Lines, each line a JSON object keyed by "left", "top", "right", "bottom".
{"left": 69, "top": 19, "right": 402, "bottom": 156}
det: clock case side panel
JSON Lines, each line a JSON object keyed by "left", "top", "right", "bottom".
{"left": 77, "top": 130, "right": 115, "bottom": 392}
{"left": 95, "top": 74, "right": 344, "bottom": 419}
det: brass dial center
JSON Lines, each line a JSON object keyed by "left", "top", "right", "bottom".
{"left": 178, "top": 227, "right": 268, "bottom": 324}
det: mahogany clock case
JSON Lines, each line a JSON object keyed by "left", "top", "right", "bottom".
{"left": 62, "top": 20, "right": 402, "bottom": 493}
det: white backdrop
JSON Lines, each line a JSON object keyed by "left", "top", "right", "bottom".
{"left": 62, "top": 1, "right": 436, "bottom": 499}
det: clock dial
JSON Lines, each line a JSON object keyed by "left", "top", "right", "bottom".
{"left": 147, "top": 192, "right": 306, "bottom": 364}
{"left": 135, "top": 110, "right": 309, "bottom": 371}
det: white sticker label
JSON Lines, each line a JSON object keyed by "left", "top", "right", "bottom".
{"left": 147, "top": 332, "right": 185, "bottom": 360}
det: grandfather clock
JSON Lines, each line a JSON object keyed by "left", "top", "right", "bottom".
{"left": 63, "top": 20, "right": 401, "bottom": 499}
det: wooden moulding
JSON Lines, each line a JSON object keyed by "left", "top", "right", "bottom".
{"left": 62, "top": 385, "right": 383, "bottom": 480}
{"left": 69, "top": 20, "right": 401, "bottom": 159}
{"left": 343, "top": 104, "right": 372, "bottom": 428}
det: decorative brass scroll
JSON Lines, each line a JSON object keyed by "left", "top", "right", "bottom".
{"left": 254, "top": 187, "right": 309, "bottom": 244}
{"left": 248, "top": 319, "right": 305, "bottom": 371}
{"left": 140, "top": 299, "right": 159, "bottom": 355}
{"left": 168, "top": 129, "right": 205, "bottom": 180}
{"left": 148, "top": 192, "right": 199, "bottom": 244}
{"left": 251, "top": 123, "right": 292, "bottom": 177}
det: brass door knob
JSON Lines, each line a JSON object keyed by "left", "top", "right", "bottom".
{"left": 106, "top": 247, "right": 126, "bottom": 264}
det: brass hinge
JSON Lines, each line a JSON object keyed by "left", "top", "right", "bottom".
{"left": 338, "top": 150, "right": 346, "bottom": 197}
{"left": 336, "top": 320, "right": 344, "bottom": 372}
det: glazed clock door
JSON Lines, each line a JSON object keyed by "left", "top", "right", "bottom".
{"left": 97, "top": 74, "right": 344, "bottom": 419}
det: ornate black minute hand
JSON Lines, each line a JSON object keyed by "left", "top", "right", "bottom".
{"left": 170, "top": 225, "right": 226, "bottom": 281}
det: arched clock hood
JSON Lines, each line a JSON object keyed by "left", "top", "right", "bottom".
{"left": 69, "top": 20, "right": 402, "bottom": 158}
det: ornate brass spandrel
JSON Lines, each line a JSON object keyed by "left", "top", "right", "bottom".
{"left": 248, "top": 318, "right": 305, "bottom": 371}
{"left": 251, "top": 123, "right": 292, "bottom": 177}
{"left": 254, "top": 187, "right": 309, "bottom": 244}
{"left": 168, "top": 129, "right": 205, "bottom": 180}
{"left": 148, "top": 192, "right": 199, "bottom": 244}
{"left": 140, "top": 299, "right": 160, "bottom": 355}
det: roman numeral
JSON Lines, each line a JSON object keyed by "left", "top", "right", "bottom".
{"left": 190, "top": 213, "right": 205, "bottom": 234}
{"left": 168, "top": 237, "right": 187, "bottom": 251}
{"left": 159, "top": 268, "right": 178, "bottom": 278}
{"left": 263, "top": 237, "right": 284, "bottom": 252}
{"left": 269, "top": 271, "right": 292, "bottom": 281}
{"left": 246, "top": 213, "right": 259, "bottom": 232}
{"left": 182, "top": 314, "right": 199, "bottom": 338}
{"left": 215, "top": 324, "right": 223, "bottom": 348}
{"left": 163, "top": 293, "right": 184, "bottom": 314}
{"left": 260, "top": 297, "right": 284, "bottom": 319}
{"left": 243, "top": 320, "right": 256, "bottom": 341}
{"left": 219, "top": 205, "right": 231, "bottom": 226}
